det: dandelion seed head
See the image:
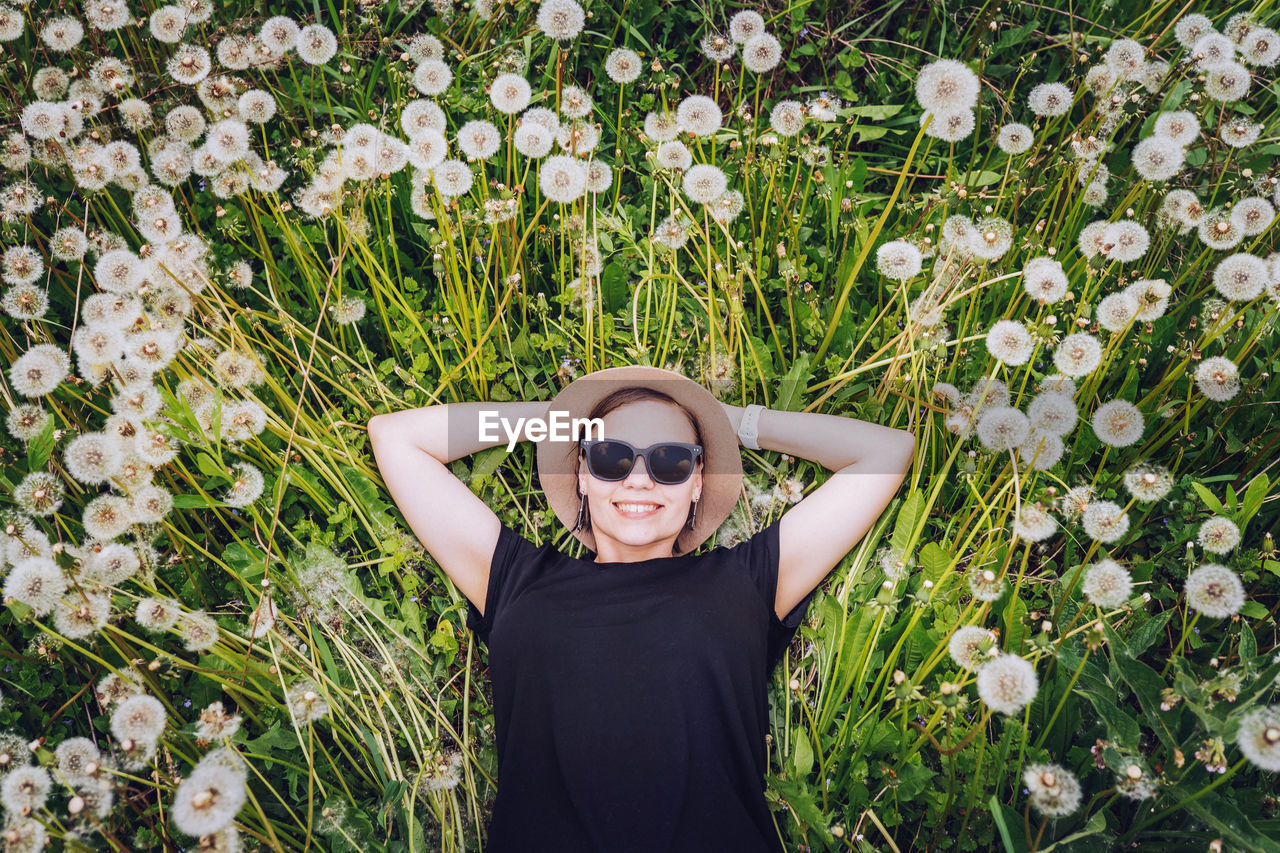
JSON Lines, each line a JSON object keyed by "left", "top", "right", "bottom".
{"left": 968, "top": 216, "right": 1013, "bottom": 260}
{"left": 172, "top": 760, "right": 247, "bottom": 837}
{"left": 916, "top": 59, "right": 980, "bottom": 112}
{"left": 1198, "top": 206, "right": 1244, "bottom": 250}
{"left": 1204, "top": 61, "right": 1250, "bottom": 101}
{"left": 1023, "top": 763, "right": 1083, "bottom": 817}
{"left": 1019, "top": 430, "right": 1064, "bottom": 470}
{"left": 1082, "top": 499, "right": 1130, "bottom": 543}
{"left": 700, "top": 32, "right": 735, "bottom": 63}
{"left": 875, "top": 241, "right": 922, "bottom": 282}
{"left": 1022, "top": 257, "right": 1068, "bottom": 304}
{"left": 1193, "top": 33, "right": 1236, "bottom": 68}
{"left": 949, "top": 625, "right": 997, "bottom": 670}
{"left": 413, "top": 59, "right": 452, "bottom": 96}
{"left": 537, "top": 0, "right": 585, "bottom": 40}
{"left": 406, "top": 33, "right": 444, "bottom": 63}
{"left": 997, "top": 122, "right": 1033, "bottom": 154}
{"left": 489, "top": 73, "right": 531, "bottom": 113}
{"left": 1082, "top": 558, "right": 1133, "bottom": 608}
{"left": 3, "top": 557, "right": 66, "bottom": 617}
{"left": 677, "top": 94, "right": 722, "bottom": 137}
{"left": 1028, "top": 82, "right": 1073, "bottom": 116}
{"left": 1153, "top": 110, "right": 1199, "bottom": 146}
{"left": 297, "top": 23, "right": 338, "bottom": 65}
{"left": 921, "top": 108, "right": 976, "bottom": 142}
{"left": 656, "top": 139, "right": 692, "bottom": 170}
{"left": 1122, "top": 462, "right": 1174, "bottom": 502}
{"left": 1197, "top": 516, "right": 1241, "bottom": 555}
{"left": 985, "top": 320, "right": 1034, "bottom": 366}
{"left": 1132, "top": 135, "right": 1186, "bottom": 182}
{"left": 178, "top": 609, "right": 220, "bottom": 652}
{"left": 1096, "top": 291, "right": 1140, "bottom": 332}
{"left": 513, "top": 122, "right": 553, "bottom": 159}
{"left": 1092, "top": 399, "right": 1144, "bottom": 447}
{"left": 729, "top": 10, "right": 765, "bottom": 44}
{"left": 1236, "top": 705, "right": 1280, "bottom": 772}
{"left": 457, "top": 119, "right": 501, "bottom": 160}
{"left": 976, "top": 406, "right": 1030, "bottom": 452}
{"left": 1027, "top": 392, "right": 1076, "bottom": 437}
{"left": 1240, "top": 27, "right": 1280, "bottom": 67}
{"left": 1105, "top": 38, "right": 1146, "bottom": 80}
{"left": 1185, "top": 563, "right": 1245, "bottom": 618}
{"left": 604, "top": 48, "right": 642, "bottom": 83}
{"left": 743, "top": 33, "right": 782, "bottom": 73}
{"left": 1194, "top": 355, "right": 1242, "bottom": 402}
{"left": 1175, "top": 14, "right": 1216, "bottom": 49}
{"left": 976, "top": 653, "right": 1038, "bottom": 715}
{"left": 1013, "top": 502, "right": 1058, "bottom": 542}
{"left": 1101, "top": 220, "right": 1149, "bottom": 263}
{"left": 539, "top": 154, "right": 587, "bottom": 204}
{"left": 1212, "top": 253, "right": 1268, "bottom": 302}
{"left": 643, "top": 111, "right": 679, "bottom": 142}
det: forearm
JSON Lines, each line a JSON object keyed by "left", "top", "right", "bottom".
{"left": 368, "top": 400, "right": 550, "bottom": 464}
{"left": 722, "top": 403, "right": 914, "bottom": 473}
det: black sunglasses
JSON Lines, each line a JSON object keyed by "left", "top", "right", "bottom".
{"left": 579, "top": 439, "right": 703, "bottom": 485}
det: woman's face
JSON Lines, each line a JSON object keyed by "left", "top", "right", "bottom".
{"left": 577, "top": 400, "right": 704, "bottom": 556}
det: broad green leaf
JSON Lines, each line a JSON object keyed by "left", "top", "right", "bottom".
{"left": 889, "top": 489, "right": 924, "bottom": 559}
{"left": 988, "top": 794, "right": 1022, "bottom": 853}
{"left": 600, "top": 262, "right": 628, "bottom": 314}
{"left": 791, "top": 725, "right": 814, "bottom": 777}
{"left": 1081, "top": 688, "right": 1141, "bottom": 746}
{"left": 1185, "top": 795, "right": 1280, "bottom": 853}
{"left": 1189, "top": 482, "right": 1227, "bottom": 517}
{"left": 919, "top": 542, "right": 952, "bottom": 585}
{"left": 774, "top": 353, "right": 812, "bottom": 412}
{"left": 26, "top": 415, "right": 55, "bottom": 471}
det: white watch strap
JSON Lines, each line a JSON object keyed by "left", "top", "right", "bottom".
{"left": 738, "top": 404, "right": 764, "bottom": 450}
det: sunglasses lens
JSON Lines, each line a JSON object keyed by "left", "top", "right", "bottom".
{"left": 649, "top": 445, "right": 694, "bottom": 484}
{"left": 588, "top": 441, "right": 633, "bottom": 480}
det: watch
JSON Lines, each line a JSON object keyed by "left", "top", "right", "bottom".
{"left": 737, "top": 404, "right": 764, "bottom": 450}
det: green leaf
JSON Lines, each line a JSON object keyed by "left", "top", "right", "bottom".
{"left": 1189, "top": 482, "right": 1227, "bottom": 517}
{"left": 846, "top": 104, "right": 904, "bottom": 120}
{"left": 918, "top": 542, "right": 952, "bottom": 585}
{"left": 1125, "top": 609, "right": 1173, "bottom": 656}
{"left": 988, "top": 794, "right": 1022, "bottom": 853}
{"left": 958, "top": 170, "right": 1003, "bottom": 186}
{"left": 469, "top": 446, "right": 507, "bottom": 488}
{"left": 1038, "top": 810, "right": 1108, "bottom": 852}
{"left": 26, "top": 416, "right": 55, "bottom": 471}
{"left": 889, "top": 490, "right": 924, "bottom": 559}
{"left": 774, "top": 353, "right": 812, "bottom": 412}
{"left": 223, "top": 541, "right": 266, "bottom": 581}
{"left": 1185, "top": 795, "right": 1280, "bottom": 853}
{"left": 172, "top": 494, "right": 216, "bottom": 509}
{"left": 1081, "top": 687, "right": 1141, "bottom": 746}
{"left": 600, "top": 262, "right": 628, "bottom": 314}
{"left": 1239, "top": 600, "right": 1269, "bottom": 620}
{"left": 197, "top": 452, "right": 225, "bottom": 478}
{"left": 1111, "top": 652, "right": 1178, "bottom": 749}
{"left": 790, "top": 726, "right": 814, "bottom": 777}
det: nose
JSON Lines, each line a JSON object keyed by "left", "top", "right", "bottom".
{"left": 623, "top": 454, "right": 655, "bottom": 485}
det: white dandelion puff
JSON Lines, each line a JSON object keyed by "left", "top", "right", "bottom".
{"left": 985, "top": 320, "right": 1034, "bottom": 366}
{"left": 1185, "top": 563, "right": 1245, "bottom": 619}
{"left": 976, "top": 653, "right": 1038, "bottom": 716}
{"left": 1082, "top": 500, "right": 1130, "bottom": 544}
{"left": 875, "top": 241, "right": 923, "bottom": 281}
{"left": 1082, "top": 558, "right": 1133, "bottom": 608}
{"left": 917, "top": 59, "right": 980, "bottom": 112}
{"left": 1194, "top": 355, "right": 1242, "bottom": 402}
{"left": 1197, "top": 516, "right": 1241, "bottom": 555}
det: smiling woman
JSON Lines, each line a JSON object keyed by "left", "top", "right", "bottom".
{"left": 369, "top": 363, "right": 914, "bottom": 852}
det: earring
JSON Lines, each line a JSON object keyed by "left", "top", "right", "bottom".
{"left": 687, "top": 497, "right": 699, "bottom": 529}
{"left": 573, "top": 492, "right": 585, "bottom": 532}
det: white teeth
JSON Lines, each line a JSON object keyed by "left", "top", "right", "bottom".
{"left": 616, "top": 503, "right": 660, "bottom": 513}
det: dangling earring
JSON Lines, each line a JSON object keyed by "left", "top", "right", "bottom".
{"left": 687, "top": 496, "right": 699, "bottom": 529}
{"left": 573, "top": 491, "right": 586, "bottom": 532}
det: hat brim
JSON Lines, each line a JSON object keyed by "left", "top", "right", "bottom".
{"left": 536, "top": 365, "right": 743, "bottom": 556}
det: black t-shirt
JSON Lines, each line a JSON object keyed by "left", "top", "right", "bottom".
{"left": 465, "top": 519, "right": 816, "bottom": 852}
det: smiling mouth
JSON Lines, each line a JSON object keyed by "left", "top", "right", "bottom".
{"left": 613, "top": 501, "right": 662, "bottom": 518}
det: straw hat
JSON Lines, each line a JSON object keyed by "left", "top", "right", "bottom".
{"left": 536, "top": 365, "right": 743, "bottom": 557}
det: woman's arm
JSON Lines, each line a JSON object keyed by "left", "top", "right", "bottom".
{"left": 368, "top": 400, "right": 549, "bottom": 616}
{"left": 719, "top": 402, "right": 916, "bottom": 619}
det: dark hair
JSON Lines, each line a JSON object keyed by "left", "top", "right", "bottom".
{"left": 572, "top": 387, "right": 704, "bottom": 536}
